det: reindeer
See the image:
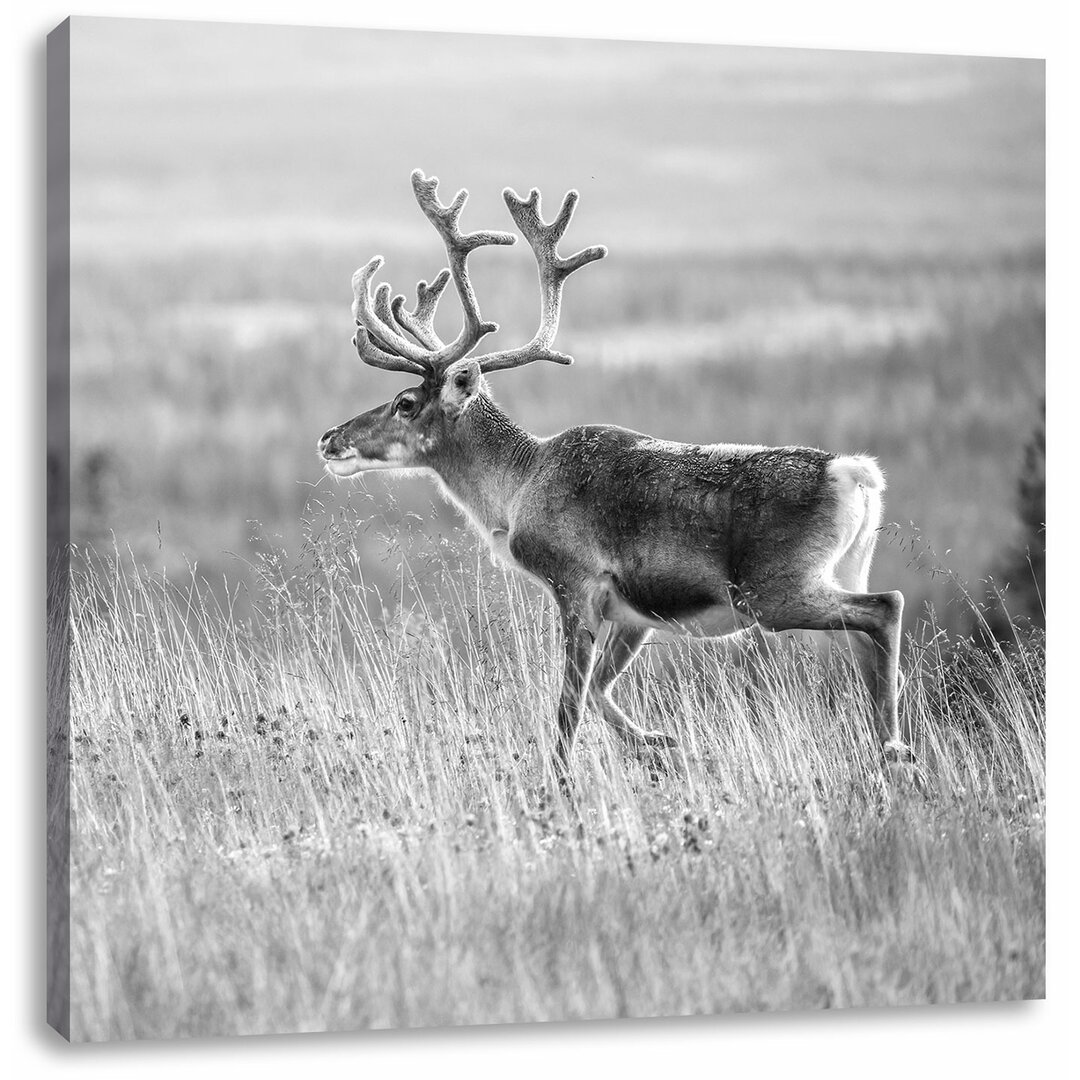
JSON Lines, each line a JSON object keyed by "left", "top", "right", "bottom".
{"left": 318, "top": 170, "right": 909, "bottom": 784}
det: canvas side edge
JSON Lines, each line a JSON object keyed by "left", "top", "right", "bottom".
{"left": 46, "top": 15, "right": 72, "bottom": 1044}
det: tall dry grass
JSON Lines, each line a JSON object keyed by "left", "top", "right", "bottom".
{"left": 65, "top": 504, "right": 1045, "bottom": 1040}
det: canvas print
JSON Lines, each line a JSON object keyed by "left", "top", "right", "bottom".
{"left": 46, "top": 17, "right": 1045, "bottom": 1041}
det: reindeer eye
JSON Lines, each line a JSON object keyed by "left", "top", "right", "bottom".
{"left": 396, "top": 395, "right": 417, "bottom": 417}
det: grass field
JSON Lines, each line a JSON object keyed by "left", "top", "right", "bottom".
{"left": 63, "top": 517, "right": 1045, "bottom": 1040}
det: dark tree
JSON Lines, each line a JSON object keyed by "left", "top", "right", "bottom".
{"left": 981, "top": 398, "right": 1045, "bottom": 638}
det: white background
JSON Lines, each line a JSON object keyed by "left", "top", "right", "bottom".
{"left": 5, "top": 1, "right": 1076, "bottom": 1076}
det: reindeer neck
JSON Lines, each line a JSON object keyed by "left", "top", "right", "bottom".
{"left": 430, "top": 392, "right": 539, "bottom": 533}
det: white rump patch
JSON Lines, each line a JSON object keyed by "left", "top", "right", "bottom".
{"left": 829, "top": 454, "right": 886, "bottom": 492}
{"left": 824, "top": 455, "right": 887, "bottom": 588}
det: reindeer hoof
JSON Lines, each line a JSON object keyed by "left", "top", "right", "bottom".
{"left": 644, "top": 730, "right": 679, "bottom": 750}
{"left": 642, "top": 732, "right": 686, "bottom": 779}
{"left": 882, "top": 740, "right": 924, "bottom": 789}
{"left": 883, "top": 739, "right": 914, "bottom": 765}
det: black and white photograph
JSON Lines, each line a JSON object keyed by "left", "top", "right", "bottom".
{"left": 45, "top": 12, "right": 1046, "bottom": 1045}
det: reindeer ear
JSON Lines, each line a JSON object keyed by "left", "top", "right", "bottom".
{"left": 440, "top": 359, "right": 481, "bottom": 418}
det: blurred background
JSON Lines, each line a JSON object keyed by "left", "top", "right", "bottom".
{"left": 67, "top": 17, "right": 1045, "bottom": 630}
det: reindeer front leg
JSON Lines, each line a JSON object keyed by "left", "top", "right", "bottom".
{"left": 588, "top": 624, "right": 683, "bottom": 774}
{"left": 551, "top": 599, "right": 602, "bottom": 788}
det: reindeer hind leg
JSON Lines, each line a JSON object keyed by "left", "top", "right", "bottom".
{"left": 759, "top": 583, "right": 908, "bottom": 762}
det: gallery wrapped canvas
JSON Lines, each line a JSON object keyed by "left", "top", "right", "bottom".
{"left": 46, "top": 16, "right": 1045, "bottom": 1041}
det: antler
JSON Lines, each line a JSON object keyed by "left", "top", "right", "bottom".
{"left": 473, "top": 188, "right": 607, "bottom": 373}
{"left": 351, "top": 170, "right": 514, "bottom": 377}
{"left": 350, "top": 258, "right": 430, "bottom": 375}
{"left": 409, "top": 171, "right": 517, "bottom": 365}
{"left": 350, "top": 171, "right": 606, "bottom": 378}
{"left": 391, "top": 270, "right": 451, "bottom": 351}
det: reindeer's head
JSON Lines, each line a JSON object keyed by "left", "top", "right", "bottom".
{"left": 318, "top": 169, "right": 606, "bottom": 478}
{"left": 318, "top": 357, "right": 485, "bottom": 477}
